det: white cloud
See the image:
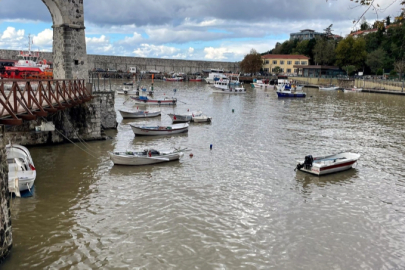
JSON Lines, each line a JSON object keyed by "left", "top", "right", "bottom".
{"left": 1, "top": 26, "right": 24, "bottom": 40}
{"left": 188, "top": 47, "right": 194, "bottom": 53}
{"left": 33, "top": 28, "right": 53, "bottom": 47}
{"left": 204, "top": 47, "right": 229, "bottom": 60}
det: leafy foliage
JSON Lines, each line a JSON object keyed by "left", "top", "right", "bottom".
{"left": 239, "top": 49, "right": 263, "bottom": 74}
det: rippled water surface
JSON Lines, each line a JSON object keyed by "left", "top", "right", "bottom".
{"left": 3, "top": 81, "right": 405, "bottom": 269}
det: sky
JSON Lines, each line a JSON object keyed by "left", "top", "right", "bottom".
{"left": 0, "top": 0, "right": 402, "bottom": 62}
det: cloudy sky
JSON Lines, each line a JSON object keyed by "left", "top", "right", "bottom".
{"left": 0, "top": 0, "right": 401, "bottom": 62}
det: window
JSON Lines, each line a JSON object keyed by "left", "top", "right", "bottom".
{"left": 287, "top": 61, "right": 292, "bottom": 65}
{"left": 301, "top": 61, "right": 307, "bottom": 65}
{"left": 265, "top": 60, "right": 269, "bottom": 64}
{"left": 295, "top": 61, "right": 299, "bottom": 64}
{"left": 264, "top": 68, "right": 269, "bottom": 72}
{"left": 280, "top": 60, "right": 284, "bottom": 64}
{"left": 287, "top": 69, "right": 291, "bottom": 73}
{"left": 273, "top": 60, "right": 277, "bottom": 64}
{"left": 294, "top": 69, "right": 298, "bottom": 73}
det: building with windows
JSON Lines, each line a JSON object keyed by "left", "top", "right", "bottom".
{"left": 293, "top": 65, "right": 346, "bottom": 77}
{"left": 261, "top": 54, "right": 310, "bottom": 75}
{"left": 290, "top": 29, "right": 324, "bottom": 40}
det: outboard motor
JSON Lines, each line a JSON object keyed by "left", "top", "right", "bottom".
{"left": 304, "top": 155, "right": 313, "bottom": 170}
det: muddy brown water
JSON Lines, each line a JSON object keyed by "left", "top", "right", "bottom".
{"left": 2, "top": 81, "right": 405, "bottom": 269}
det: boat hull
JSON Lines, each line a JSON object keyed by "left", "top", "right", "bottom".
{"left": 130, "top": 123, "right": 189, "bottom": 136}
{"left": 344, "top": 88, "right": 362, "bottom": 92}
{"left": 119, "top": 110, "right": 161, "bottom": 119}
{"left": 296, "top": 152, "right": 360, "bottom": 176}
{"left": 131, "top": 96, "right": 177, "bottom": 105}
{"left": 319, "top": 86, "right": 339, "bottom": 91}
{"left": 109, "top": 152, "right": 184, "bottom": 165}
{"left": 167, "top": 114, "right": 192, "bottom": 123}
{"left": 277, "top": 92, "right": 306, "bottom": 98}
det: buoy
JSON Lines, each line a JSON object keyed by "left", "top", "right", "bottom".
{"left": 189, "top": 153, "right": 194, "bottom": 157}
{"left": 232, "top": 109, "right": 234, "bottom": 113}
{"left": 210, "top": 144, "right": 213, "bottom": 150}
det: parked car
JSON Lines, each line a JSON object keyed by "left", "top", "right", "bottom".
{"left": 95, "top": 68, "right": 105, "bottom": 72}
{"left": 107, "top": 68, "right": 117, "bottom": 72}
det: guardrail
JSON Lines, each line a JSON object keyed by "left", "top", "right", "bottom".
{"left": 0, "top": 79, "right": 92, "bottom": 125}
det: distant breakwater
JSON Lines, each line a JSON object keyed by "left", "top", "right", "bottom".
{"left": 0, "top": 49, "right": 239, "bottom": 75}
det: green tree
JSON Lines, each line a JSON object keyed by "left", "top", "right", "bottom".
{"left": 360, "top": 18, "right": 370, "bottom": 30}
{"left": 273, "top": 66, "right": 282, "bottom": 75}
{"left": 366, "top": 48, "right": 387, "bottom": 74}
{"left": 335, "top": 36, "right": 367, "bottom": 70}
{"left": 343, "top": 65, "right": 356, "bottom": 76}
{"left": 313, "top": 37, "right": 336, "bottom": 65}
{"left": 239, "top": 49, "right": 263, "bottom": 75}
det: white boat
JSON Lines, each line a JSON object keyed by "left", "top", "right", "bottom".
{"left": 276, "top": 86, "right": 306, "bottom": 98}
{"left": 344, "top": 87, "right": 362, "bottom": 92}
{"left": 130, "top": 123, "right": 189, "bottom": 136}
{"left": 6, "top": 144, "right": 36, "bottom": 196}
{"left": 319, "top": 86, "right": 339, "bottom": 91}
{"left": 251, "top": 79, "right": 271, "bottom": 88}
{"left": 295, "top": 152, "right": 360, "bottom": 176}
{"left": 204, "top": 72, "right": 228, "bottom": 84}
{"left": 212, "top": 81, "right": 246, "bottom": 93}
{"left": 163, "top": 76, "right": 184, "bottom": 81}
{"left": 119, "top": 109, "right": 161, "bottom": 119}
{"left": 109, "top": 148, "right": 187, "bottom": 166}
{"left": 167, "top": 113, "right": 193, "bottom": 123}
{"left": 130, "top": 96, "right": 177, "bottom": 105}
{"left": 276, "top": 84, "right": 303, "bottom": 91}
{"left": 117, "top": 86, "right": 138, "bottom": 95}
{"left": 192, "top": 112, "right": 212, "bottom": 123}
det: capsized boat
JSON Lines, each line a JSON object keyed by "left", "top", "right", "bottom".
{"left": 119, "top": 109, "right": 161, "bottom": 119}
{"left": 295, "top": 152, "right": 360, "bottom": 176}
{"left": 319, "top": 86, "right": 339, "bottom": 91}
{"left": 130, "top": 95, "right": 177, "bottom": 105}
{"left": 130, "top": 123, "right": 189, "bottom": 136}
{"left": 109, "top": 148, "right": 188, "bottom": 166}
{"left": 6, "top": 144, "right": 36, "bottom": 196}
{"left": 276, "top": 85, "right": 306, "bottom": 98}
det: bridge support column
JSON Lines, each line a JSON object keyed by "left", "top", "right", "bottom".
{"left": 42, "top": 0, "right": 88, "bottom": 80}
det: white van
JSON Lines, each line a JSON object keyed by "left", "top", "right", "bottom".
{"left": 129, "top": 67, "right": 137, "bottom": 73}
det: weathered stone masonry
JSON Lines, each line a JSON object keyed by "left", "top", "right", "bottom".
{"left": 0, "top": 129, "right": 12, "bottom": 263}
{"left": 3, "top": 92, "right": 117, "bottom": 146}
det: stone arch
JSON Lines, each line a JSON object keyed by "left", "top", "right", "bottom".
{"left": 41, "top": 0, "right": 65, "bottom": 26}
{"left": 39, "top": 0, "right": 88, "bottom": 80}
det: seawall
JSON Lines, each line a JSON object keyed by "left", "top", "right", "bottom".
{"left": 3, "top": 91, "right": 117, "bottom": 146}
{"left": 0, "top": 50, "right": 239, "bottom": 75}
{"left": 0, "top": 127, "right": 12, "bottom": 263}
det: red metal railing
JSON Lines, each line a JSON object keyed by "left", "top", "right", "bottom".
{"left": 0, "top": 79, "right": 92, "bottom": 125}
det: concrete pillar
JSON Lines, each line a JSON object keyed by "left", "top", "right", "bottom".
{"left": 42, "top": 0, "right": 89, "bottom": 80}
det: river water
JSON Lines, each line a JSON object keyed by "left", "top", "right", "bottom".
{"left": 2, "top": 81, "right": 405, "bottom": 269}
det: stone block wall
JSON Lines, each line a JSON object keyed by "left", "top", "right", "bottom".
{"left": 0, "top": 128, "right": 12, "bottom": 263}
{"left": 0, "top": 49, "right": 238, "bottom": 75}
{"left": 3, "top": 92, "right": 116, "bottom": 146}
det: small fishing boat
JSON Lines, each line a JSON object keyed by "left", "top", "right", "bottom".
{"left": 276, "top": 85, "right": 306, "bottom": 98}
{"left": 344, "top": 86, "right": 362, "bottom": 92}
{"left": 6, "top": 144, "right": 36, "bottom": 196}
{"left": 163, "top": 76, "right": 184, "bottom": 81}
{"left": 189, "top": 76, "right": 203, "bottom": 82}
{"left": 167, "top": 113, "right": 193, "bottom": 123}
{"left": 117, "top": 86, "right": 138, "bottom": 95}
{"left": 130, "top": 123, "right": 189, "bottom": 136}
{"left": 251, "top": 79, "right": 270, "bottom": 88}
{"left": 192, "top": 112, "right": 212, "bottom": 123}
{"left": 319, "top": 86, "right": 339, "bottom": 91}
{"left": 118, "top": 109, "right": 161, "bottom": 119}
{"left": 109, "top": 148, "right": 187, "bottom": 166}
{"left": 212, "top": 81, "right": 246, "bottom": 93}
{"left": 130, "top": 95, "right": 177, "bottom": 105}
{"left": 276, "top": 84, "right": 303, "bottom": 91}
{"left": 295, "top": 152, "right": 360, "bottom": 176}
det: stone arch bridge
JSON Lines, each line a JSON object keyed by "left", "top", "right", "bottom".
{"left": 42, "top": 0, "right": 88, "bottom": 80}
